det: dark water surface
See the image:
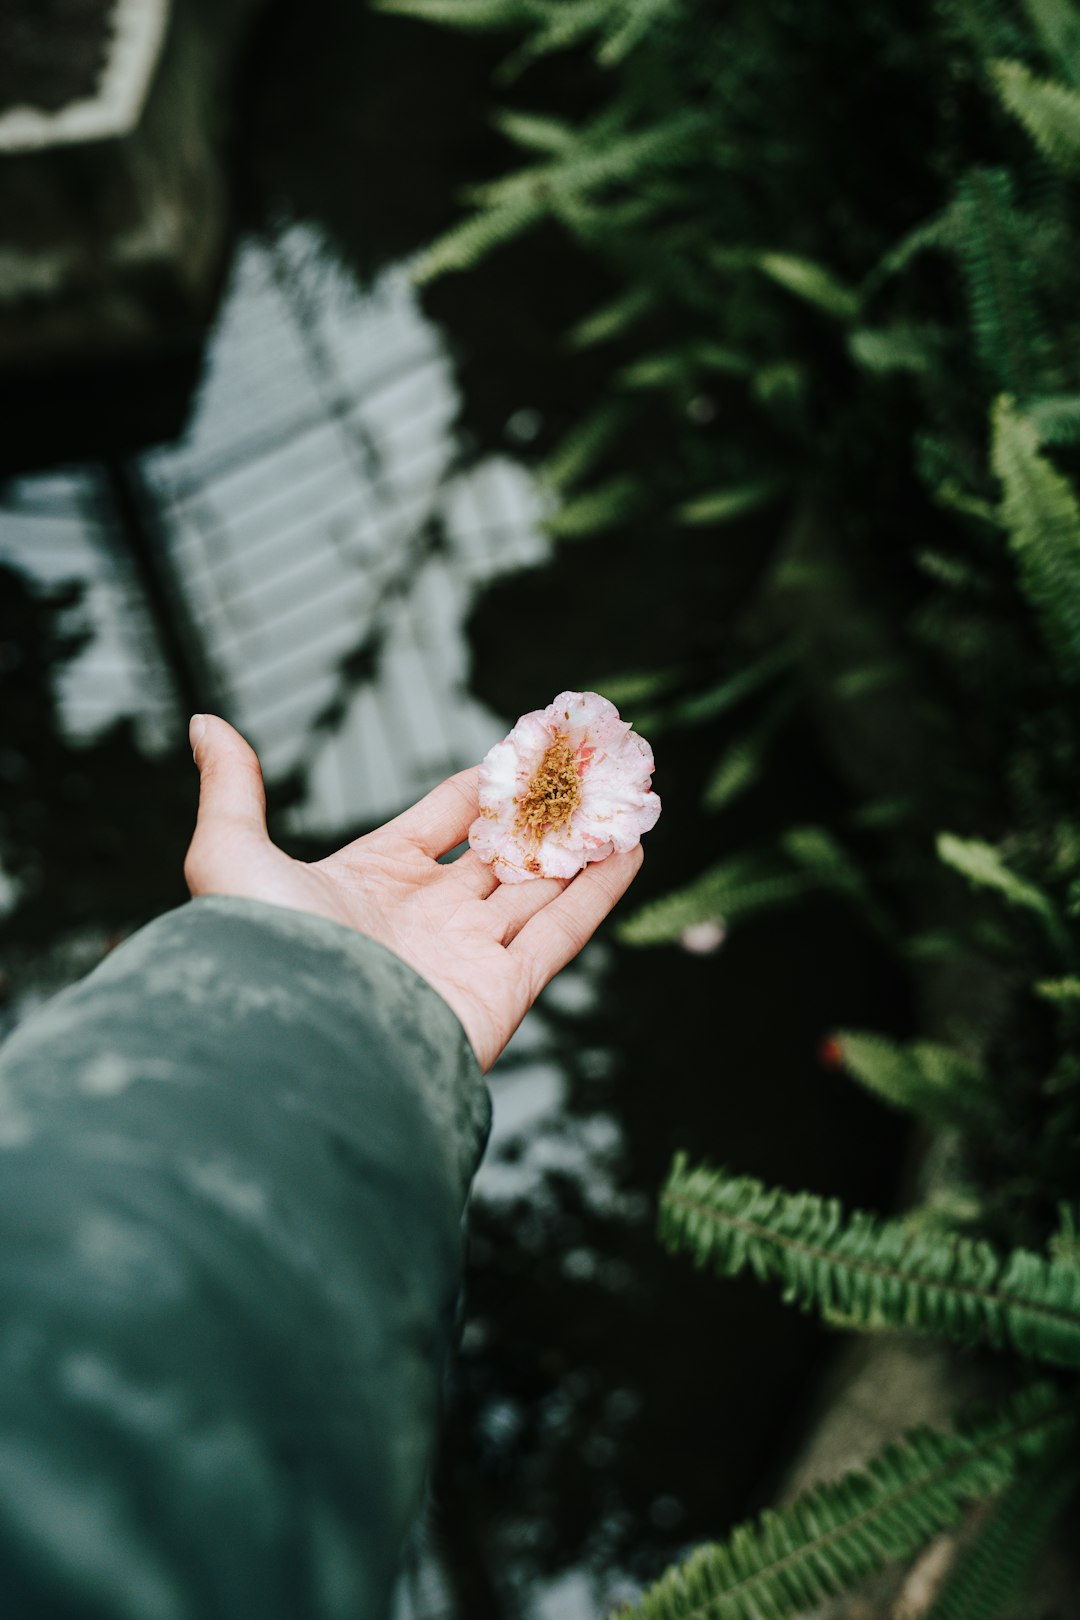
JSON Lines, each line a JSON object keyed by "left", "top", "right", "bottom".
{"left": 0, "top": 4, "right": 909, "bottom": 1615}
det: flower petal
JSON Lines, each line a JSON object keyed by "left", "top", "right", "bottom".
{"left": 468, "top": 690, "right": 660, "bottom": 882}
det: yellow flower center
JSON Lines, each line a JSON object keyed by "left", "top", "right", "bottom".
{"left": 515, "top": 737, "right": 581, "bottom": 841}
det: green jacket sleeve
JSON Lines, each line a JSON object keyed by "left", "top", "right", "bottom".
{"left": 0, "top": 896, "right": 490, "bottom": 1620}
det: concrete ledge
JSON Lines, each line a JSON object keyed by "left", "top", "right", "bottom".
{"left": 0, "top": 0, "right": 263, "bottom": 371}
{"left": 0, "top": 0, "right": 168, "bottom": 153}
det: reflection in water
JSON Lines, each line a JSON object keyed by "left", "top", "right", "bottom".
{"left": 1, "top": 223, "right": 550, "bottom": 835}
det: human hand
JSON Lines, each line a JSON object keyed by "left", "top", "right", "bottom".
{"left": 184, "top": 715, "right": 644, "bottom": 1070}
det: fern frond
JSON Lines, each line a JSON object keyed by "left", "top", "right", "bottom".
{"left": 597, "top": 0, "right": 673, "bottom": 64}
{"left": 410, "top": 195, "right": 547, "bottom": 281}
{"left": 539, "top": 402, "right": 633, "bottom": 491}
{"left": 567, "top": 286, "right": 656, "bottom": 348}
{"left": 864, "top": 200, "right": 965, "bottom": 295}
{"left": 1050, "top": 1204, "right": 1080, "bottom": 1262}
{"left": 701, "top": 737, "right": 766, "bottom": 814}
{"left": 991, "top": 394, "right": 1080, "bottom": 684}
{"left": 376, "top": 0, "right": 525, "bottom": 25}
{"left": 616, "top": 1384, "right": 1074, "bottom": 1620}
{"left": 992, "top": 59, "right": 1080, "bottom": 169}
{"left": 1027, "top": 393, "right": 1080, "bottom": 444}
{"left": 943, "top": 0, "right": 1029, "bottom": 59}
{"left": 955, "top": 170, "right": 1042, "bottom": 399}
{"left": 544, "top": 475, "right": 641, "bottom": 537}
{"left": 493, "top": 107, "right": 575, "bottom": 153}
{"left": 831, "top": 1030, "right": 999, "bottom": 1130}
{"left": 619, "top": 344, "right": 752, "bottom": 390}
{"left": 833, "top": 659, "right": 907, "bottom": 698}
{"left": 702, "top": 697, "right": 792, "bottom": 813}
{"left": 937, "top": 831, "right": 1063, "bottom": 936}
{"left": 677, "top": 479, "right": 786, "bottom": 526}
{"left": 471, "top": 109, "right": 705, "bottom": 208}
{"left": 617, "top": 852, "right": 818, "bottom": 945}
{"left": 498, "top": 0, "right": 618, "bottom": 73}
{"left": 594, "top": 668, "right": 685, "bottom": 709}
{"left": 660, "top": 1158, "right": 1080, "bottom": 1367}
{"left": 757, "top": 252, "right": 860, "bottom": 320}
{"left": 1024, "top": 0, "right": 1080, "bottom": 85}
{"left": 414, "top": 106, "right": 705, "bottom": 279}
{"left": 848, "top": 324, "right": 938, "bottom": 374}
{"left": 925, "top": 1455, "right": 1078, "bottom": 1620}
{"left": 640, "top": 642, "right": 797, "bottom": 737}
{"left": 1036, "top": 975, "right": 1080, "bottom": 999}
{"left": 780, "top": 825, "right": 890, "bottom": 935}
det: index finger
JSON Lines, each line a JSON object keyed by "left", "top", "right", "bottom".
{"left": 381, "top": 766, "right": 482, "bottom": 858}
{"left": 509, "top": 846, "right": 644, "bottom": 995}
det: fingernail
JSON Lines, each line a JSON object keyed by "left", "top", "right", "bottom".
{"left": 189, "top": 714, "right": 206, "bottom": 753}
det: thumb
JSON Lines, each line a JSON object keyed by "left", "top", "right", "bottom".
{"left": 184, "top": 714, "right": 269, "bottom": 894}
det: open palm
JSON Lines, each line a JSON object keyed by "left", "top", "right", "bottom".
{"left": 184, "top": 715, "right": 644, "bottom": 1070}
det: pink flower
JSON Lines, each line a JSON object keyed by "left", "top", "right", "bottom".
{"left": 469, "top": 691, "right": 661, "bottom": 884}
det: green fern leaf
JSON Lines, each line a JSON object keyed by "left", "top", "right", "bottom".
{"left": 660, "top": 1159, "right": 1080, "bottom": 1367}
{"left": 1036, "top": 976, "right": 1080, "bottom": 1000}
{"left": 993, "top": 59, "right": 1080, "bottom": 169}
{"left": 937, "top": 831, "right": 1070, "bottom": 957}
{"left": 410, "top": 195, "right": 548, "bottom": 281}
{"left": 1024, "top": 0, "right": 1080, "bottom": 84}
{"left": 635, "top": 643, "right": 797, "bottom": 739}
{"left": 925, "top": 1455, "right": 1078, "bottom": 1620}
{"left": 677, "top": 479, "right": 786, "bottom": 526}
{"left": 865, "top": 200, "right": 965, "bottom": 294}
{"left": 593, "top": 669, "right": 685, "bottom": 709}
{"left": 472, "top": 110, "right": 706, "bottom": 208}
{"left": 1027, "top": 393, "right": 1080, "bottom": 444}
{"left": 831, "top": 1030, "right": 998, "bottom": 1130}
{"left": 544, "top": 475, "right": 641, "bottom": 537}
{"left": 780, "top": 825, "right": 890, "bottom": 934}
{"left": 990, "top": 395, "right": 1080, "bottom": 683}
{"left": 955, "top": 170, "right": 1042, "bottom": 399}
{"left": 617, "top": 852, "right": 818, "bottom": 945}
{"left": 539, "top": 402, "right": 633, "bottom": 491}
{"left": 615, "top": 1384, "right": 1074, "bottom": 1620}
{"left": 499, "top": 0, "right": 619, "bottom": 74}
{"left": 757, "top": 252, "right": 860, "bottom": 319}
{"left": 937, "top": 832, "right": 1060, "bottom": 923}
{"left": 701, "top": 739, "right": 764, "bottom": 813}
{"left": 417, "top": 107, "right": 705, "bottom": 280}
{"left": 567, "top": 286, "right": 656, "bottom": 348}
{"left": 619, "top": 345, "right": 752, "bottom": 390}
{"left": 375, "top": 0, "right": 524, "bottom": 25}
{"left": 702, "top": 697, "right": 792, "bottom": 813}
{"left": 597, "top": 0, "right": 672, "bottom": 64}
{"left": 848, "top": 324, "right": 937, "bottom": 374}
{"left": 493, "top": 107, "right": 575, "bottom": 153}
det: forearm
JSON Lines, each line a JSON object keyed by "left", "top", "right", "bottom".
{"left": 0, "top": 898, "right": 489, "bottom": 1619}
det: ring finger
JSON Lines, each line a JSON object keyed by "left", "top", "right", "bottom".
{"left": 485, "top": 873, "right": 571, "bottom": 944}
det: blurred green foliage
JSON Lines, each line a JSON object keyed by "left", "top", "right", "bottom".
{"left": 386, "top": 0, "right": 1080, "bottom": 1609}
